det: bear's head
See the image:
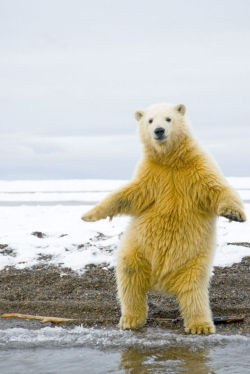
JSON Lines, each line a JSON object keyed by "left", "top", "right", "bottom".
{"left": 135, "top": 103, "right": 191, "bottom": 154}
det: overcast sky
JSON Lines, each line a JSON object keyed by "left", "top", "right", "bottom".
{"left": 0, "top": 0, "right": 249, "bottom": 179}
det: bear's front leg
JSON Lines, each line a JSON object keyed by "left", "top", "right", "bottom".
{"left": 82, "top": 183, "right": 137, "bottom": 222}
{"left": 116, "top": 245, "right": 151, "bottom": 330}
{"left": 177, "top": 285, "right": 215, "bottom": 335}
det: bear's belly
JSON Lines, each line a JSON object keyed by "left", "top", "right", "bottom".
{"left": 130, "top": 206, "right": 216, "bottom": 273}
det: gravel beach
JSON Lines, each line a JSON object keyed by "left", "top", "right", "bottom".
{"left": 0, "top": 256, "right": 249, "bottom": 335}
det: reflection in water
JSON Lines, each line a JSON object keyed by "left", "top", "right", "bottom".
{"left": 120, "top": 346, "right": 213, "bottom": 374}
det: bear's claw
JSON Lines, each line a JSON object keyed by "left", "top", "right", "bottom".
{"left": 221, "top": 208, "right": 246, "bottom": 222}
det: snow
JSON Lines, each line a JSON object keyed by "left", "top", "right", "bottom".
{"left": 0, "top": 204, "right": 128, "bottom": 272}
{"left": 227, "top": 177, "right": 250, "bottom": 189}
{"left": 0, "top": 179, "right": 249, "bottom": 272}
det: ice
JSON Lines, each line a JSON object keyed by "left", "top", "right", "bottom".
{"left": 0, "top": 178, "right": 249, "bottom": 272}
{"left": 0, "top": 179, "right": 127, "bottom": 193}
{"left": 0, "top": 325, "right": 249, "bottom": 349}
{"left": 0, "top": 326, "right": 249, "bottom": 374}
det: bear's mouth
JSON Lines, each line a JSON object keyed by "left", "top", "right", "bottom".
{"left": 154, "top": 135, "right": 167, "bottom": 143}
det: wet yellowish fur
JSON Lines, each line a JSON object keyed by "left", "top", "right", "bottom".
{"left": 82, "top": 103, "right": 246, "bottom": 334}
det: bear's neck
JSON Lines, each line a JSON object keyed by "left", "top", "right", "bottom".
{"left": 143, "top": 135, "right": 198, "bottom": 169}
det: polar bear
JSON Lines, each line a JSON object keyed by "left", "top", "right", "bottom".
{"left": 82, "top": 103, "right": 246, "bottom": 334}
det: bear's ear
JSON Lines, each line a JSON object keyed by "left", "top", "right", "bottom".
{"left": 175, "top": 104, "right": 186, "bottom": 115}
{"left": 135, "top": 110, "right": 144, "bottom": 121}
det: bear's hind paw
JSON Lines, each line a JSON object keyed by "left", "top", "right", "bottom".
{"left": 185, "top": 321, "right": 215, "bottom": 335}
{"left": 119, "top": 315, "right": 146, "bottom": 330}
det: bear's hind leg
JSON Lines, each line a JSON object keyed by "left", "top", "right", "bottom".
{"left": 116, "top": 244, "right": 151, "bottom": 330}
{"left": 175, "top": 269, "right": 215, "bottom": 335}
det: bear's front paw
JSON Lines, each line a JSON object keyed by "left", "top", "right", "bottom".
{"left": 218, "top": 206, "right": 246, "bottom": 223}
{"left": 185, "top": 321, "right": 215, "bottom": 335}
{"left": 119, "top": 315, "right": 146, "bottom": 330}
{"left": 81, "top": 207, "right": 106, "bottom": 222}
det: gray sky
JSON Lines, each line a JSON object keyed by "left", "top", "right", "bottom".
{"left": 0, "top": 0, "right": 250, "bottom": 179}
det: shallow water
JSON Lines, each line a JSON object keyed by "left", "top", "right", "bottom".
{"left": 0, "top": 326, "right": 249, "bottom": 374}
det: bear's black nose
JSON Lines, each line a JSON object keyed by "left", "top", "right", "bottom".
{"left": 154, "top": 128, "right": 165, "bottom": 138}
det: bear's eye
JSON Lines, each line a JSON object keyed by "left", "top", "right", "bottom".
{"left": 148, "top": 119, "right": 153, "bottom": 124}
{"left": 166, "top": 117, "right": 171, "bottom": 122}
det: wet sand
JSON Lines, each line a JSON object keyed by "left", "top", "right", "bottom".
{"left": 0, "top": 255, "right": 249, "bottom": 335}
